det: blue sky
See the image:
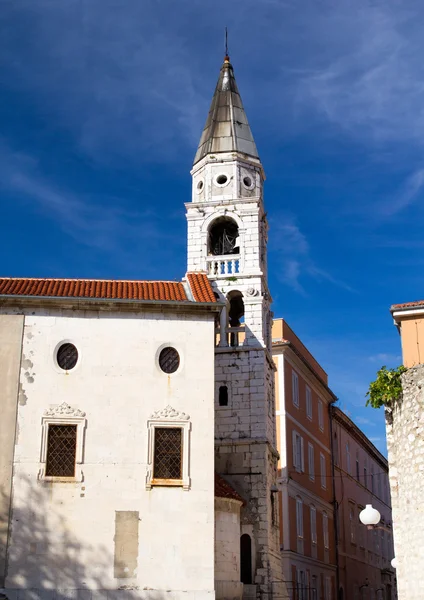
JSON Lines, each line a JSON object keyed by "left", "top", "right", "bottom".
{"left": 2, "top": 0, "right": 423, "bottom": 455}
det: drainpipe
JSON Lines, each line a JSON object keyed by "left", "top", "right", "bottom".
{"left": 329, "top": 402, "right": 341, "bottom": 600}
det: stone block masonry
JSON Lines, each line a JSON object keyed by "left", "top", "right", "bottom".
{"left": 386, "top": 364, "right": 424, "bottom": 600}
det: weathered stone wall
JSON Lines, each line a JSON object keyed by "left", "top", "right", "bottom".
{"left": 386, "top": 364, "right": 424, "bottom": 600}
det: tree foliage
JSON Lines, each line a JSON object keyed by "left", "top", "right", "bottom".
{"left": 366, "top": 365, "right": 407, "bottom": 409}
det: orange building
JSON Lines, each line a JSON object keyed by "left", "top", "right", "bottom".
{"left": 332, "top": 408, "right": 396, "bottom": 600}
{"left": 272, "top": 319, "right": 337, "bottom": 600}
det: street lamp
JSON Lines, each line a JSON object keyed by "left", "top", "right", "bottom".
{"left": 359, "top": 504, "right": 381, "bottom": 528}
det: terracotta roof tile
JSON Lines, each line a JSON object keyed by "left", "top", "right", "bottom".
{"left": 391, "top": 300, "right": 424, "bottom": 310}
{"left": 0, "top": 277, "right": 188, "bottom": 302}
{"left": 215, "top": 473, "right": 245, "bottom": 504}
{"left": 186, "top": 272, "right": 216, "bottom": 303}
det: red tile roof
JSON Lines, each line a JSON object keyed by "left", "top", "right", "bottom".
{"left": 215, "top": 473, "right": 245, "bottom": 504}
{"left": 0, "top": 273, "right": 217, "bottom": 304}
{"left": 391, "top": 300, "right": 424, "bottom": 310}
{"left": 186, "top": 272, "right": 216, "bottom": 303}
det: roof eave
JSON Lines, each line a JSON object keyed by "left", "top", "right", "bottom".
{"left": 0, "top": 294, "right": 223, "bottom": 313}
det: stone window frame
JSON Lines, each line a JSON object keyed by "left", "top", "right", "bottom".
{"left": 145, "top": 405, "right": 191, "bottom": 491}
{"left": 39, "top": 402, "right": 86, "bottom": 483}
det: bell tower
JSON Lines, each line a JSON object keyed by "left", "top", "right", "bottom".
{"left": 186, "top": 54, "right": 287, "bottom": 600}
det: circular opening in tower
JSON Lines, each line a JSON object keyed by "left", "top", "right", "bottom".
{"left": 196, "top": 180, "right": 204, "bottom": 192}
{"left": 215, "top": 174, "right": 228, "bottom": 186}
{"left": 243, "top": 176, "right": 253, "bottom": 188}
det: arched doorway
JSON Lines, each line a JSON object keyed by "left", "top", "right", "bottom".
{"left": 240, "top": 534, "right": 252, "bottom": 584}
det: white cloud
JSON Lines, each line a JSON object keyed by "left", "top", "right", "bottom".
{"left": 269, "top": 215, "right": 354, "bottom": 294}
{"left": 368, "top": 353, "right": 402, "bottom": 364}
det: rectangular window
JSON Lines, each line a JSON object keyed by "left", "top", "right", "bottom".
{"left": 364, "top": 465, "right": 368, "bottom": 488}
{"left": 312, "top": 576, "right": 318, "bottom": 600}
{"left": 153, "top": 427, "right": 182, "bottom": 480}
{"left": 323, "top": 512, "right": 329, "bottom": 550}
{"left": 292, "top": 431, "right": 304, "bottom": 473}
{"left": 325, "top": 576, "right": 332, "bottom": 600}
{"left": 358, "top": 506, "right": 365, "bottom": 547}
{"left": 292, "top": 371, "right": 299, "bottom": 407}
{"left": 320, "top": 452, "right": 326, "bottom": 488}
{"left": 371, "top": 464, "right": 375, "bottom": 494}
{"left": 349, "top": 503, "right": 356, "bottom": 544}
{"left": 356, "top": 454, "right": 360, "bottom": 482}
{"left": 318, "top": 400, "right": 324, "bottom": 431}
{"left": 308, "top": 443, "right": 315, "bottom": 481}
{"left": 45, "top": 424, "right": 77, "bottom": 477}
{"left": 297, "top": 569, "right": 306, "bottom": 600}
{"left": 306, "top": 386, "right": 312, "bottom": 419}
{"left": 296, "top": 497, "right": 304, "bottom": 554}
{"left": 377, "top": 472, "right": 382, "bottom": 499}
{"left": 346, "top": 442, "right": 351, "bottom": 474}
{"left": 310, "top": 505, "right": 317, "bottom": 545}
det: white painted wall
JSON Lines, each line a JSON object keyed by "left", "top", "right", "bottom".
{"left": 4, "top": 306, "right": 216, "bottom": 600}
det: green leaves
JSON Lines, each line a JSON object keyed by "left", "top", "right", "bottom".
{"left": 366, "top": 365, "right": 407, "bottom": 409}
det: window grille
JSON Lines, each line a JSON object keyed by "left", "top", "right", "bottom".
{"left": 153, "top": 427, "right": 182, "bottom": 479}
{"left": 56, "top": 343, "right": 78, "bottom": 371}
{"left": 45, "top": 424, "right": 77, "bottom": 477}
{"left": 159, "top": 347, "right": 180, "bottom": 374}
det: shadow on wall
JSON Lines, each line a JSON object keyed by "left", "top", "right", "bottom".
{"left": 0, "top": 474, "right": 159, "bottom": 600}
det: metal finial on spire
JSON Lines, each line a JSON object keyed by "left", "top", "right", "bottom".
{"left": 224, "top": 27, "right": 229, "bottom": 62}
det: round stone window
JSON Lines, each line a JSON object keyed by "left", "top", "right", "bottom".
{"left": 159, "top": 347, "right": 180, "bottom": 374}
{"left": 56, "top": 343, "right": 78, "bottom": 371}
{"left": 196, "top": 180, "right": 204, "bottom": 193}
{"left": 215, "top": 174, "right": 229, "bottom": 187}
{"left": 242, "top": 175, "right": 254, "bottom": 190}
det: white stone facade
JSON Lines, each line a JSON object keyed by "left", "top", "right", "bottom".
{"left": 386, "top": 365, "right": 424, "bottom": 600}
{"left": 2, "top": 305, "right": 216, "bottom": 600}
{"left": 215, "top": 498, "right": 243, "bottom": 600}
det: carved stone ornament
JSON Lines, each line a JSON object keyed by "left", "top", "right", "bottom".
{"left": 150, "top": 404, "right": 190, "bottom": 421}
{"left": 44, "top": 402, "right": 86, "bottom": 418}
{"left": 246, "top": 287, "right": 259, "bottom": 297}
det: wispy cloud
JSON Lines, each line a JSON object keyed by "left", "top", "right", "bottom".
{"left": 0, "top": 139, "right": 179, "bottom": 269}
{"left": 355, "top": 416, "right": 376, "bottom": 427}
{"left": 269, "top": 215, "right": 354, "bottom": 295}
{"left": 368, "top": 353, "right": 402, "bottom": 364}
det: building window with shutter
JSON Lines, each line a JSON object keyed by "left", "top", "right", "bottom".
{"left": 308, "top": 443, "right": 315, "bottom": 481}
{"left": 310, "top": 505, "right": 317, "bottom": 557}
{"left": 296, "top": 497, "right": 304, "bottom": 554}
{"left": 318, "top": 400, "right": 324, "bottom": 431}
{"left": 320, "top": 452, "right": 326, "bottom": 488}
{"left": 325, "top": 576, "right": 332, "bottom": 600}
{"left": 292, "top": 371, "right": 299, "bottom": 407}
{"left": 349, "top": 503, "right": 356, "bottom": 544}
{"left": 146, "top": 406, "right": 191, "bottom": 490}
{"left": 306, "top": 386, "right": 312, "bottom": 419}
{"left": 323, "top": 511, "right": 329, "bottom": 550}
{"left": 346, "top": 442, "right": 351, "bottom": 474}
{"left": 293, "top": 431, "right": 304, "bottom": 473}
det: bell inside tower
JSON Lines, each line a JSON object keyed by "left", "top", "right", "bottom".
{"left": 208, "top": 217, "right": 239, "bottom": 256}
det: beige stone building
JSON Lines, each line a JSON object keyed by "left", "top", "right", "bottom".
{"left": 386, "top": 300, "right": 424, "bottom": 600}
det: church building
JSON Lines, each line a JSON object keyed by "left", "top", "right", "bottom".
{"left": 0, "top": 55, "right": 288, "bottom": 600}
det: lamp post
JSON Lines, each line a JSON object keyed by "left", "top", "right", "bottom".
{"left": 359, "top": 504, "right": 391, "bottom": 532}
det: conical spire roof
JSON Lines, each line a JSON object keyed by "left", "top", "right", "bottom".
{"left": 193, "top": 56, "right": 259, "bottom": 165}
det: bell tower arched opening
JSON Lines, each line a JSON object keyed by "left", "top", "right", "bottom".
{"left": 208, "top": 217, "right": 239, "bottom": 256}
{"left": 227, "top": 290, "right": 244, "bottom": 347}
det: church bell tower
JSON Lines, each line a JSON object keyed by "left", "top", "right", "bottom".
{"left": 186, "top": 54, "right": 287, "bottom": 600}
